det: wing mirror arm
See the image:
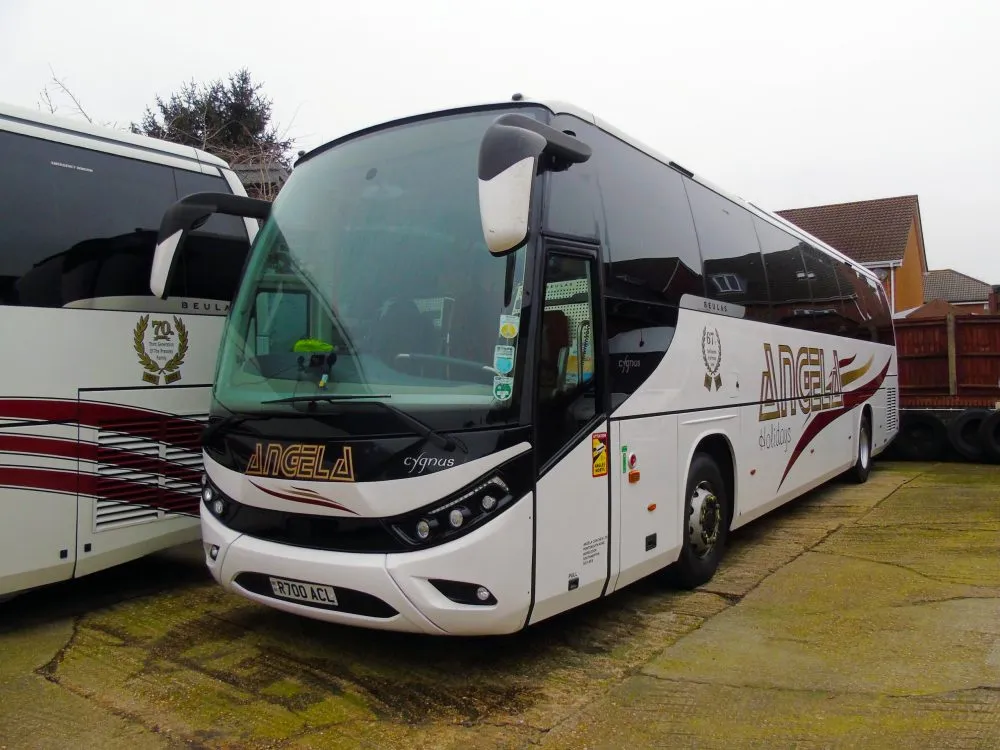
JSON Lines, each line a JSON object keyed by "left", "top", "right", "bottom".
{"left": 150, "top": 192, "right": 271, "bottom": 300}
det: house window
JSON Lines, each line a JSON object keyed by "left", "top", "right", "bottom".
{"left": 709, "top": 273, "right": 743, "bottom": 294}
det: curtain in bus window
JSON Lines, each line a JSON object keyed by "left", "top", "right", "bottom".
{"left": 684, "top": 179, "right": 771, "bottom": 323}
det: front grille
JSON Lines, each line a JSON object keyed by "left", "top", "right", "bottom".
{"left": 221, "top": 499, "right": 408, "bottom": 553}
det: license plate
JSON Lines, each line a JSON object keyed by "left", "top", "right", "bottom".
{"left": 268, "top": 576, "right": 339, "bottom": 606}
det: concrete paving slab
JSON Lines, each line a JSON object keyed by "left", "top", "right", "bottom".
{"left": 2, "top": 461, "right": 997, "bottom": 749}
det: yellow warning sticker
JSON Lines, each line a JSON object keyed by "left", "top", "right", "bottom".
{"left": 592, "top": 432, "right": 608, "bottom": 478}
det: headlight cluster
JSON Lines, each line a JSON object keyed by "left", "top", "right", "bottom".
{"left": 388, "top": 475, "right": 515, "bottom": 548}
{"left": 201, "top": 473, "right": 232, "bottom": 521}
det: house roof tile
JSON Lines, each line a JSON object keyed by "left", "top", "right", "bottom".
{"left": 923, "top": 268, "right": 992, "bottom": 304}
{"left": 775, "top": 195, "right": 920, "bottom": 265}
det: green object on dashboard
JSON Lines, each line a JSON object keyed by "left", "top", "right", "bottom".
{"left": 293, "top": 338, "right": 335, "bottom": 353}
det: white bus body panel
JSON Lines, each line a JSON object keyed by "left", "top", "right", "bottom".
{"left": 0, "top": 307, "right": 228, "bottom": 596}
{"left": 200, "top": 304, "right": 895, "bottom": 635}
{"left": 0, "top": 103, "right": 254, "bottom": 597}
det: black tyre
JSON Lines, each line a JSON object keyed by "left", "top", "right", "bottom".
{"left": 666, "top": 452, "right": 730, "bottom": 589}
{"left": 893, "top": 411, "right": 947, "bottom": 461}
{"left": 977, "top": 410, "right": 1000, "bottom": 464}
{"left": 847, "top": 411, "right": 873, "bottom": 483}
{"left": 947, "top": 408, "right": 991, "bottom": 462}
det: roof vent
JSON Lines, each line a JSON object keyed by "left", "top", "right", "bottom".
{"left": 511, "top": 93, "right": 524, "bottom": 101}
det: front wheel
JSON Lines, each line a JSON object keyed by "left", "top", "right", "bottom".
{"left": 665, "top": 452, "right": 730, "bottom": 589}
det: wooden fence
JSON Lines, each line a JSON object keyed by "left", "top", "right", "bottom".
{"left": 894, "top": 314, "right": 1000, "bottom": 409}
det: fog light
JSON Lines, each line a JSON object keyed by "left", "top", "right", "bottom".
{"left": 476, "top": 586, "right": 491, "bottom": 602}
{"left": 211, "top": 498, "right": 225, "bottom": 516}
{"left": 416, "top": 519, "right": 431, "bottom": 540}
{"left": 481, "top": 494, "right": 497, "bottom": 511}
{"left": 202, "top": 486, "right": 214, "bottom": 503}
{"left": 209, "top": 544, "right": 219, "bottom": 561}
{"left": 448, "top": 508, "right": 465, "bottom": 528}
{"left": 201, "top": 473, "right": 209, "bottom": 488}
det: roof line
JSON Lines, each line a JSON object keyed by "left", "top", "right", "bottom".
{"left": 778, "top": 194, "right": 920, "bottom": 214}
{"left": 925, "top": 267, "right": 991, "bottom": 286}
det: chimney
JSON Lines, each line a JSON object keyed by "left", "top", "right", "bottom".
{"left": 990, "top": 285, "right": 1000, "bottom": 314}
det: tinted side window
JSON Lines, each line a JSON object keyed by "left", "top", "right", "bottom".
{"left": 874, "top": 281, "right": 896, "bottom": 346}
{"left": 799, "top": 244, "right": 848, "bottom": 336}
{"left": 0, "top": 130, "right": 248, "bottom": 310}
{"left": 0, "top": 131, "right": 178, "bottom": 307}
{"left": 172, "top": 169, "right": 250, "bottom": 304}
{"left": 588, "top": 128, "right": 704, "bottom": 307}
{"left": 684, "top": 180, "right": 770, "bottom": 322}
{"left": 577, "top": 126, "right": 702, "bottom": 400}
{"left": 752, "top": 217, "right": 813, "bottom": 329}
{"left": 173, "top": 169, "right": 248, "bottom": 239}
{"left": 836, "top": 262, "right": 877, "bottom": 341}
{"left": 543, "top": 115, "right": 601, "bottom": 241}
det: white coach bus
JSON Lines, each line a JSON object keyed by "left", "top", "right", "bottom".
{"left": 0, "top": 102, "right": 257, "bottom": 599}
{"left": 150, "top": 97, "right": 898, "bottom": 635}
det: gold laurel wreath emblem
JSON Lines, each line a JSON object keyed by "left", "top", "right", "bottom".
{"left": 134, "top": 315, "right": 189, "bottom": 385}
{"left": 702, "top": 326, "right": 723, "bottom": 391}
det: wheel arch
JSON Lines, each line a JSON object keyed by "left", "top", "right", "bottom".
{"left": 690, "top": 431, "right": 736, "bottom": 530}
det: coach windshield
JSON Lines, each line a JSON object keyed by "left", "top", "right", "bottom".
{"left": 212, "top": 107, "right": 543, "bottom": 435}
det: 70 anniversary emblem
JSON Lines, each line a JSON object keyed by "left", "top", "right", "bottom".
{"left": 134, "top": 314, "right": 189, "bottom": 385}
{"left": 702, "top": 325, "right": 723, "bottom": 391}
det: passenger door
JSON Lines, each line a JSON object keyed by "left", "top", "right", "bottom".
{"left": 529, "top": 245, "right": 611, "bottom": 625}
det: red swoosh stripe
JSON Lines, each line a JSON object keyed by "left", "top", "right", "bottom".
{"left": 0, "top": 399, "right": 204, "bottom": 450}
{"left": 778, "top": 359, "right": 891, "bottom": 490}
{"left": 0, "top": 467, "right": 200, "bottom": 515}
{"left": 249, "top": 480, "right": 358, "bottom": 515}
{"left": 0, "top": 434, "right": 201, "bottom": 484}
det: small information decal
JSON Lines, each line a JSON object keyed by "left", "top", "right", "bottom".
{"left": 498, "top": 315, "right": 520, "bottom": 340}
{"left": 582, "top": 535, "right": 607, "bottom": 567}
{"left": 493, "top": 376, "right": 513, "bottom": 401}
{"left": 592, "top": 432, "right": 609, "bottom": 477}
{"left": 493, "top": 344, "right": 515, "bottom": 375}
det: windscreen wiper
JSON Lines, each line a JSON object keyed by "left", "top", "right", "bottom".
{"left": 202, "top": 413, "right": 276, "bottom": 443}
{"left": 262, "top": 394, "right": 463, "bottom": 452}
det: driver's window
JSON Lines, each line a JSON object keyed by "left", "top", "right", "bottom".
{"left": 536, "top": 252, "right": 601, "bottom": 467}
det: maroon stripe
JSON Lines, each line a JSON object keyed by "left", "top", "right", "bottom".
{"left": 0, "top": 434, "right": 201, "bottom": 484}
{"left": 0, "top": 467, "right": 199, "bottom": 516}
{"left": 249, "top": 480, "right": 358, "bottom": 515}
{"left": 777, "top": 359, "right": 891, "bottom": 490}
{"left": 838, "top": 354, "right": 857, "bottom": 368}
{"left": 0, "top": 398, "right": 204, "bottom": 450}
{"left": 0, "top": 434, "right": 78, "bottom": 461}
{"left": 0, "top": 466, "right": 78, "bottom": 494}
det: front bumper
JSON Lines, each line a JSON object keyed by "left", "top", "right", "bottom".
{"left": 201, "top": 494, "right": 534, "bottom": 636}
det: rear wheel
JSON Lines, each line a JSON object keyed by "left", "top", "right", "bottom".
{"left": 666, "top": 452, "right": 730, "bottom": 589}
{"left": 848, "top": 412, "right": 873, "bottom": 483}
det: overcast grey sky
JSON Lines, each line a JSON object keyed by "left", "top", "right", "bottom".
{"left": 2, "top": 0, "right": 998, "bottom": 283}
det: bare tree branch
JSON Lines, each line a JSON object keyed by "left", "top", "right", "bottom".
{"left": 46, "top": 64, "right": 93, "bottom": 123}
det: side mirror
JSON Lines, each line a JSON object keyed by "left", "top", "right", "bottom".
{"left": 150, "top": 192, "right": 271, "bottom": 299}
{"left": 477, "top": 113, "right": 591, "bottom": 256}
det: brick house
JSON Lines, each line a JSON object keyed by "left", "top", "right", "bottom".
{"left": 776, "top": 195, "right": 927, "bottom": 314}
